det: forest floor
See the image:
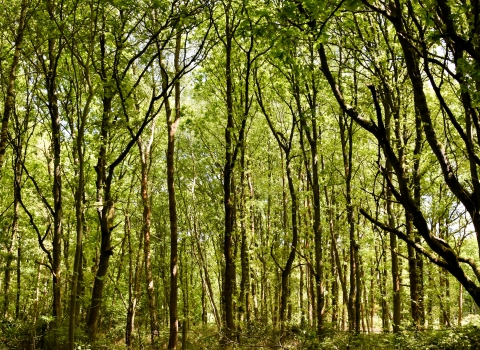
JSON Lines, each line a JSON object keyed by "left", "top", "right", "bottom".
{"left": 179, "top": 324, "right": 480, "bottom": 350}
{"left": 2, "top": 321, "right": 480, "bottom": 349}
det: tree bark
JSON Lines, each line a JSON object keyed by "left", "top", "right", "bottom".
{"left": 44, "top": 17, "right": 63, "bottom": 327}
{"left": 68, "top": 102, "right": 86, "bottom": 350}
{"left": 238, "top": 146, "right": 250, "bottom": 336}
{"left": 87, "top": 92, "right": 114, "bottom": 339}
{"left": 295, "top": 49, "right": 324, "bottom": 333}
{"left": 223, "top": 16, "right": 236, "bottom": 344}
{"left": 138, "top": 120, "right": 159, "bottom": 347}
{"left": 221, "top": 1, "right": 247, "bottom": 340}
{"left": 278, "top": 157, "right": 298, "bottom": 330}
{"left": 125, "top": 212, "right": 143, "bottom": 348}
{"left": 338, "top": 112, "right": 357, "bottom": 331}
{"left": 0, "top": 0, "right": 28, "bottom": 175}
{"left": 163, "top": 29, "right": 182, "bottom": 350}
{"left": 413, "top": 111, "right": 425, "bottom": 327}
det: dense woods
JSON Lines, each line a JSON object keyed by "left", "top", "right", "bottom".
{"left": 2, "top": 0, "right": 480, "bottom": 348}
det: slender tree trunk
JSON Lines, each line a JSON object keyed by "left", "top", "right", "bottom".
{"left": 68, "top": 121, "right": 85, "bottom": 350}
{"left": 68, "top": 58, "right": 93, "bottom": 349}
{"left": 406, "top": 215, "right": 419, "bottom": 326}
{"left": 251, "top": 269, "right": 258, "bottom": 321}
{"left": 201, "top": 279, "right": 207, "bottom": 324}
{"left": 195, "top": 227, "right": 221, "bottom": 328}
{"left": 427, "top": 263, "right": 433, "bottom": 328}
{"left": 458, "top": 284, "right": 463, "bottom": 326}
{"left": 33, "top": 256, "right": 42, "bottom": 348}
{"left": 166, "top": 101, "right": 179, "bottom": 349}
{"left": 325, "top": 186, "right": 348, "bottom": 328}
{"left": 306, "top": 44, "right": 325, "bottom": 334}
{"left": 0, "top": 0, "right": 28, "bottom": 174}
{"left": 355, "top": 244, "right": 361, "bottom": 333}
{"left": 181, "top": 239, "right": 189, "bottom": 349}
{"left": 379, "top": 232, "right": 390, "bottom": 331}
{"left": 257, "top": 73, "right": 299, "bottom": 334}
{"left": 87, "top": 92, "right": 114, "bottom": 339}
{"left": 387, "top": 185, "right": 401, "bottom": 332}
{"left": 138, "top": 120, "right": 159, "bottom": 347}
{"left": 331, "top": 240, "right": 338, "bottom": 328}
{"left": 386, "top": 175, "right": 401, "bottom": 330}
{"left": 342, "top": 248, "right": 347, "bottom": 331}
{"left": 445, "top": 270, "right": 451, "bottom": 326}
{"left": 15, "top": 233, "right": 20, "bottom": 319}
{"left": 339, "top": 113, "right": 356, "bottom": 331}
{"left": 48, "top": 52, "right": 63, "bottom": 330}
{"left": 305, "top": 256, "right": 312, "bottom": 326}
{"left": 3, "top": 222, "right": 15, "bottom": 318}
{"left": 162, "top": 29, "right": 182, "bottom": 349}
{"left": 238, "top": 147, "right": 249, "bottom": 337}
{"left": 126, "top": 212, "right": 143, "bottom": 348}
{"left": 189, "top": 151, "right": 217, "bottom": 327}
{"left": 237, "top": 19, "right": 255, "bottom": 330}
{"left": 8, "top": 140, "right": 22, "bottom": 318}
{"left": 279, "top": 157, "right": 298, "bottom": 331}
{"left": 248, "top": 172, "right": 255, "bottom": 323}
{"left": 413, "top": 112, "right": 425, "bottom": 327}
{"left": 363, "top": 271, "right": 370, "bottom": 333}
{"left": 191, "top": 157, "right": 220, "bottom": 326}
{"left": 300, "top": 264, "right": 305, "bottom": 325}
{"left": 222, "top": 3, "right": 240, "bottom": 341}
{"left": 369, "top": 266, "right": 375, "bottom": 332}
{"left": 308, "top": 259, "right": 316, "bottom": 326}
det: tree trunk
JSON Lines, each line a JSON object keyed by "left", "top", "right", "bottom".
{"left": 68, "top": 115, "right": 86, "bottom": 350}
{"left": 87, "top": 93, "right": 114, "bottom": 339}
{"left": 0, "top": 0, "right": 28, "bottom": 174}
{"left": 325, "top": 186, "right": 348, "bottom": 328}
{"left": 67, "top": 53, "right": 93, "bottom": 349}
{"left": 195, "top": 227, "right": 221, "bottom": 328}
{"left": 295, "top": 67, "right": 324, "bottom": 333}
{"left": 279, "top": 158, "right": 298, "bottom": 331}
{"left": 300, "top": 264, "right": 305, "bottom": 325}
{"left": 138, "top": 121, "right": 159, "bottom": 347}
{"left": 331, "top": 240, "right": 338, "bottom": 328}
{"left": 370, "top": 266, "right": 375, "bottom": 332}
{"left": 125, "top": 212, "right": 143, "bottom": 348}
{"left": 238, "top": 146, "right": 250, "bottom": 335}
{"left": 383, "top": 92, "right": 401, "bottom": 333}
{"left": 223, "top": 34, "right": 235, "bottom": 346}
{"left": 354, "top": 244, "right": 361, "bottom": 333}
{"left": 413, "top": 111, "right": 425, "bottom": 327}
{"left": 387, "top": 184, "right": 401, "bottom": 332}
{"left": 248, "top": 172, "right": 256, "bottom": 322}
{"left": 3, "top": 222, "right": 15, "bottom": 318}
{"left": 201, "top": 279, "right": 207, "bottom": 324}
{"left": 458, "top": 284, "right": 463, "bottom": 326}
{"left": 190, "top": 155, "right": 220, "bottom": 326}
{"left": 15, "top": 230, "right": 20, "bottom": 319}
{"left": 6, "top": 140, "right": 23, "bottom": 318}
{"left": 338, "top": 113, "right": 356, "bottom": 331}
{"left": 406, "top": 215, "right": 419, "bottom": 326}
{"left": 161, "top": 29, "right": 182, "bottom": 349}
{"left": 222, "top": 2, "right": 242, "bottom": 340}
{"left": 181, "top": 239, "right": 189, "bottom": 350}
{"left": 379, "top": 233, "right": 390, "bottom": 331}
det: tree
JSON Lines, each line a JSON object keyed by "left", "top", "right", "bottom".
{"left": 317, "top": 0, "right": 480, "bottom": 312}
{"left": 0, "top": 0, "right": 28, "bottom": 175}
{"left": 5, "top": 1, "right": 480, "bottom": 348}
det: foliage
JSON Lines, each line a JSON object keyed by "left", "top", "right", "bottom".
{"left": 1, "top": 0, "right": 480, "bottom": 348}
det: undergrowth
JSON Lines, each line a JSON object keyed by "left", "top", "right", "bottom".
{"left": 2, "top": 320, "right": 480, "bottom": 349}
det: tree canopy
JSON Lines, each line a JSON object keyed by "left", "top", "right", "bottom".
{"left": 1, "top": 0, "right": 480, "bottom": 348}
